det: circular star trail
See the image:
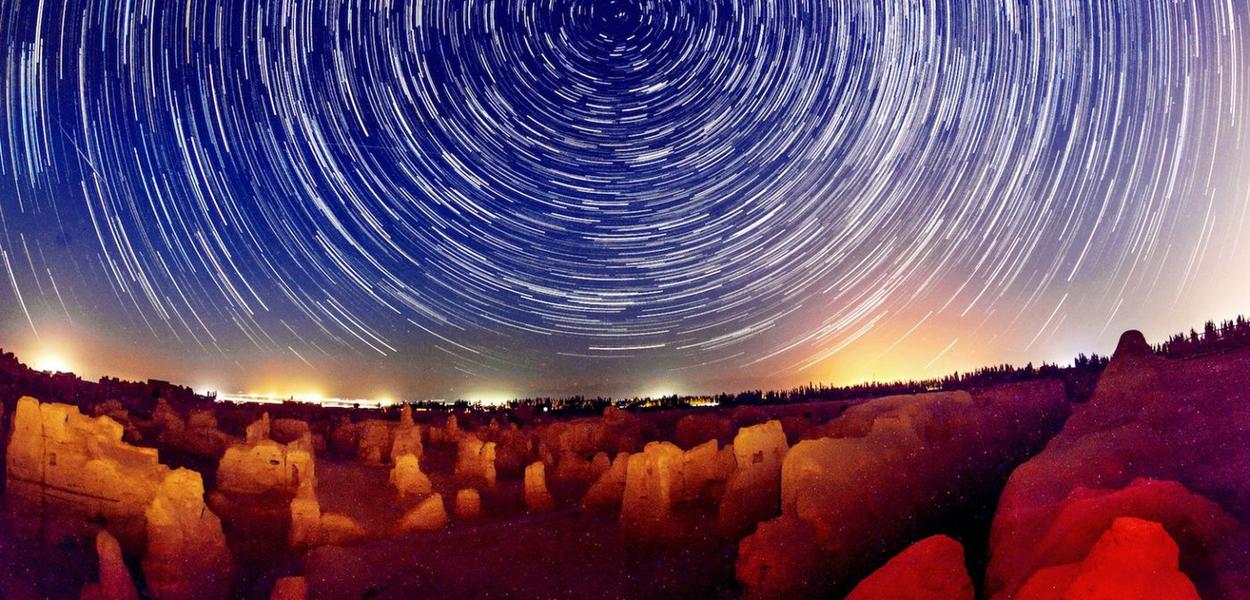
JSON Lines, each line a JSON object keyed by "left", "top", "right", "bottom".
{"left": 2, "top": 0, "right": 1249, "bottom": 396}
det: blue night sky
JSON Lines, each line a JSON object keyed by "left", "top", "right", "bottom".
{"left": 2, "top": 0, "right": 1249, "bottom": 401}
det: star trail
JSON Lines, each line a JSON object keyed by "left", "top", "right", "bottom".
{"left": 2, "top": 0, "right": 1249, "bottom": 399}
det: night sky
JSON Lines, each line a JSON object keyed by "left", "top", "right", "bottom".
{"left": 2, "top": 0, "right": 1249, "bottom": 402}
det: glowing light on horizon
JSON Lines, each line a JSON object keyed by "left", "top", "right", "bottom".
{"left": 31, "top": 351, "right": 73, "bottom": 374}
{"left": 465, "top": 391, "right": 517, "bottom": 406}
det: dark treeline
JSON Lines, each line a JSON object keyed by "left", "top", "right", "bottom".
{"left": 1153, "top": 316, "right": 1250, "bottom": 359}
{"left": 3, "top": 315, "right": 1249, "bottom": 418}
{"left": 499, "top": 357, "right": 1110, "bottom": 415}
{"left": 499, "top": 314, "right": 1250, "bottom": 414}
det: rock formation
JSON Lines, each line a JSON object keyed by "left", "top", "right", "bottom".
{"left": 288, "top": 481, "right": 368, "bottom": 548}
{"left": 737, "top": 381, "right": 1069, "bottom": 598}
{"left": 491, "top": 422, "right": 532, "bottom": 476}
{"left": 316, "top": 512, "right": 368, "bottom": 546}
{"left": 152, "top": 403, "right": 229, "bottom": 460}
{"left": 736, "top": 517, "right": 826, "bottom": 599}
{"left": 329, "top": 416, "right": 359, "bottom": 457}
{"left": 268, "top": 577, "right": 308, "bottom": 600}
{"left": 620, "top": 442, "right": 685, "bottom": 541}
{"left": 986, "top": 332, "right": 1250, "bottom": 599}
{"left": 844, "top": 535, "right": 973, "bottom": 600}
{"left": 389, "top": 453, "right": 433, "bottom": 499}
{"left": 524, "top": 461, "right": 555, "bottom": 513}
{"left": 389, "top": 405, "right": 423, "bottom": 463}
{"left": 5, "top": 397, "right": 169, "bottom": 548}
{"left": 454, "top": 436, "right": 497, "bottom": 490}
{"left": 992, "top": 478, "right": 1236, "bottom": 600}
{"left": 245, "top": 412, "right": 270, "bottom": 442}
{"left": 217, "top": 415, "right": 314, "bottom": 496}
{"left": 719, "top": 420, "right": 787, "bottom": 536}
{"left": 1015, "top": 517, "right": 1200, "bottom": 600}
{"left": 455, "top": 488, "right": 482, "bottom": 520}
{"left": 535, "top": 407, "right": 644, "bottom": 466}
{"left": 288, "top": 483, "right": 322, "bottom": 548}
{"left": 581, "top": 451, "right": 630, "bottom": 512}
{"left": 427, "top": 414, "right": 464, "bottom": 446}
{"left": 80, "top": 530, "right": 140, "bottom": 600}
{"left": 269, "top": 418, "right": 311, "bottom": 445}
{"left": 675, "top": 413, "right": 731, "bottom": 449}
{"left": 678, "top": 439, "right": 733, "bottom": 504}
{"left": 356, "top": 419, "right": 394, "bottom": 465}
{"left": 553, "top": 450, "right": 605, "bottom": 483}
{"left": 398, "top": 493, "right": 448, "bottom": 532}
{"left": 141, "top": 469, "right": 233, "bottom": 600}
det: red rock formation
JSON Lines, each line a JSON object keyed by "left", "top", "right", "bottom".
{"left": 987, "top": 332, "right": 1250, "bottom": 599}
{"left": 844, "top": 535, "right": 973, "bottom": 600}
{"left": 675, "top": 413, "right": 730, "bottom": 449}
{"left": 679, "top": 439, "right": 733, "bottom": 504}
{"left": 737, "top": 381, "right": 1069, "bottom": 598}
{"left": 268, "top": 576, "right": 307, "bottom": 600}
{"left": 1016, "top": 517, "right": 1200, "bottom": 600}
{"left": 735, "top": 517, "right": 827, "bottom": 598}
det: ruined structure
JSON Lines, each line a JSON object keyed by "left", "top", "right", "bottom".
{"left": 5, "top": 397, "right": 169, "bottom": 548}
{"left": 217, "top": 413, "right": 315, "bottom": 497}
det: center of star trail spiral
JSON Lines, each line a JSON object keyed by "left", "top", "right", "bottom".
{"left": 1, "top": 0, "right": 1248, "bottom": 396}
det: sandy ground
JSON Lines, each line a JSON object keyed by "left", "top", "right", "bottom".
{"left": 280, "top": 447, "right": 740, "bottom": 599}
{"left": 251, "top": 508, "right": 739, "bottom": 600}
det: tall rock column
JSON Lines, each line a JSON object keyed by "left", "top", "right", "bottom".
{"left": 142, "top": 469, "right": 234, "bottom": 600}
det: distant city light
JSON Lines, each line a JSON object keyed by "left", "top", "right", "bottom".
{"left": 216, "top": 392, "right": 403, "bottom": 409}
{"left": 466, "top": 391, "right": 516, "bottom": 406}
{"left": 31, "top": 351, "right": 73, "bottom": 374}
